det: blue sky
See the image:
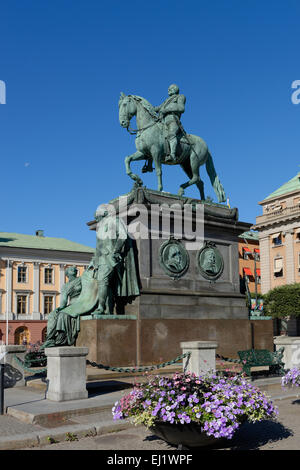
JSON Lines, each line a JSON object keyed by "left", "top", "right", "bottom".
{"left": 0, "top": 0, "right": 300, "bottom": 247}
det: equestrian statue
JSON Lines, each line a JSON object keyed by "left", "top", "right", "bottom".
{"left": 119, "top": 84, "right": 226, "bottom": 203}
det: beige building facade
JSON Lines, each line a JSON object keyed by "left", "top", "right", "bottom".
{"left": 253, "top": 172, "right": 300, "bottom": 295}
{"left": 0, "top": 230, "right": 94, "bottom": 345}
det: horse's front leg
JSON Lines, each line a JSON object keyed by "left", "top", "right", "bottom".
{"left": 125, "top": 151, "right": 145, "bottom": 186}
{"left": 151, "top": 147, "right": 163, "bottom": 192}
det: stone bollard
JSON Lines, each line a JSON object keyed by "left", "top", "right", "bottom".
{"left": 274, "top": 336, "right": 300, "bottom": 371}
{"left": 180, "top": 340, "right": 218, "bottom": 376}
{"left": 0, "top": 345, "right": 27, "bottom": 387}
{"left": 45, "top": 346, "right": 89, "bottom": 402}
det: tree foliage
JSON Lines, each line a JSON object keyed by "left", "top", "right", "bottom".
{"left": 263, "top": 283, "right": 300, "bottom": 318}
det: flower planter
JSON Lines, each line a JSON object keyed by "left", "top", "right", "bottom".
{"left": 150, "top": 422, "right": 221, "bottom": 448}
{"left": 112, "top": 372, "right": 278, "bottom": 445}
{"left": 150, "top": 416, "right": 247, "bottom": 448}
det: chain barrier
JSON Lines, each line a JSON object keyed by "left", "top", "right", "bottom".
{"left": 86, "top": 352, "right": 191, "bottom": 374}
{"left": 13, "top": 355, "right": 47, "bottom": 375}
{"left": 13, "top": 352, "right": 191, "bottom": 376}
{"left": 216, "top": 353, "right": 241, "bottom": 364}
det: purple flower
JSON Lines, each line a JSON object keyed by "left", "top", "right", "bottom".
{"left": 111, "top": 370, "right": 278, "bottom": 440}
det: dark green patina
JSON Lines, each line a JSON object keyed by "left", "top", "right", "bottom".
{"left": 238, "top": 348, "right": 285, "bottom": 377}
{"left": 159, "top": 238, "right": 190, "bottom": 280}
{"left": 41, "top": 212, "right": 141, "bottom": 348}
{"left": 197, "top": 241, "right": 224, "bottom": 281}
{"left": 119, "top": 85, "right": 226, "bottom": 202}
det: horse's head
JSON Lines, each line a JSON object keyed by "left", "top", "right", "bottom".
{"left": 118, "top": 93, "right": 137, "bottom": 128}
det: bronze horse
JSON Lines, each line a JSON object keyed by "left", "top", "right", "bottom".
{"left": 119, "top": 93, "right": 226, "bottom": 202}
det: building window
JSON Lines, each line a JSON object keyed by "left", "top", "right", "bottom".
{"left": 243, "top": 267, "right": 253, "bottom": 281}
{"left": 272, "top": 233, "right": 282, "bottom": 246}
{"left": 14, "top": 326, "right": 30, "bottom": 345}
{"left": 42, "top": 327, "right": 47, "bottom": 342}
{"left": 44, "top": 267, "right": 54, "bottom": 284}
{"left": 17, "top": 295, "right": 27, "bottom": 314}
{"left": 17, "top": 265, "right": 27, "bottom": 283}
{"left": 274, "top": 257, "right": 283, "bottom": 277}
{"left": 44, "top": 295, "right": 54, "bottom": 314}
{"left": 242, "top": 247, "right": 251, "bottom": 260}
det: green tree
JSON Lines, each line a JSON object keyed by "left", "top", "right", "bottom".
{"left": 263, "top": 283, "right": 300, "bottom": 318}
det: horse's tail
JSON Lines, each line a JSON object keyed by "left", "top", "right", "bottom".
{"left": 205, "top": 151, "right": 226, "bottom": 203}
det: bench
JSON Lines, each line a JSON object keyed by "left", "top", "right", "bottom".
{"left": 237, "top": 348, "right": 285, "bottom": 377}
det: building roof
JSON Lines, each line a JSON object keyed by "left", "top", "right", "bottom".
{"left": 238, "top": 230, "right": 259, "bottom": 241}
{"left": 264, "top": 172, "right": 300, "bottom": 201}
{"left": 0, "top": 232, "right": 95, "bottom": 253}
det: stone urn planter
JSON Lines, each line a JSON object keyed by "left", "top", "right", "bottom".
{"left": 112, "top": 372, "right": 278, "bottom": 448}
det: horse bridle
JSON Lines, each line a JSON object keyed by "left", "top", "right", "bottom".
{"left": 121, "top": 94, "right": 200, "bottom": 161}
{"left": 124, "top": 95, "right": 160, "bottom": 135}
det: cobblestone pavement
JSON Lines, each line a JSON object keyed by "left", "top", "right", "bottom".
{"left": 20, "top": 397, "right": 300, "bottom": 451}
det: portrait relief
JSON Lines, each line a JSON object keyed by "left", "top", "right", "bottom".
{"left": 159, "top": 239, "right": 189, "bottom": 279}
{"left": 197, "top": 242, "right": 224, "bottom": 280}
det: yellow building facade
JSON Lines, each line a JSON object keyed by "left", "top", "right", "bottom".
{"left": 0, "top": 231, "right": 94, "bottom": 345}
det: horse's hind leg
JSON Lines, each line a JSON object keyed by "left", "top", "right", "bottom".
{"left": 196, "top": 179, "right": 205, "bottom": 200}
{"left": 179, "top": 156, "right": 204, "bottom": 199}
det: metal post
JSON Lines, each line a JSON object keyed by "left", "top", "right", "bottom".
{"left": 6, "top": 260, "right": 9, "bottom": 345}
{"left": 0, "top": 363, "right": 4, "bottom": 415}
{"left": 254, "top": 252, "right": 258, "bottom": 307}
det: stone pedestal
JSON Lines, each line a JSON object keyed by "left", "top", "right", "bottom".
{"left": 274, "top": 336, "right": 300, "bottom": 370}
{"left": 78, "top": 307, "right": 274, "bottom": 368}
{"left": 180, "top": 340, "right": 218, "bottom": 375}
{"left": 45, "top": 347, "right": 89, "bottom": 402}
{"left": 0, "top": 345, "right": 26, "bottom": 387}
{"left": 80, "top": 188, "right": 273, "bottom": 366}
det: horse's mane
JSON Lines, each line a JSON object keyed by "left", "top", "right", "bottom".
{"left": 129, "top": 95, "right": 158, "bottom": 120}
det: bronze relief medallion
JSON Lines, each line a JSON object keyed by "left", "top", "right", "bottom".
{"left": 197, "top": 242, "right": 224, "bottom": 281}
{"left": 159, "top": 238, "right": 189, "bottom": 280}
